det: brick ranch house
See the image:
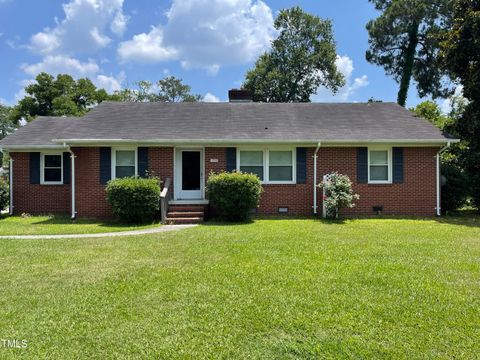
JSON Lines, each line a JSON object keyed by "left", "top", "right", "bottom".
{"left": 0, "top": 90, "right": 457, "bottom": 222}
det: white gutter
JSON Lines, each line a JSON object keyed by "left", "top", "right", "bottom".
{"left": 436, "top": 141, "right": 451, "bottom": 216}
{"left": 67, "top": 146, "right": 76, "bottom": 220}
{"left": 0, "top": 145, "right": 68, "bottom": 150}
{"left": 313, "top": 142, "right": 321, "bottom": 214}
{"left": 51, "top": 138, "right": 460, "bottom": 146}
{"left": 9, "top": 156, "right": 13, "bottom": 216}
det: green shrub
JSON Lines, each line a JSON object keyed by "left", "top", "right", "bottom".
{"left": 207, "top": 171, "right": 263, "bottom": 221}
{"left": 0, "top": 179, "right": 8, "bottom": 212}
{"left": 106, "top": 177, "right": 160, "bottom": 223}
{"left": 441, "top": 162, "right": 469, "bottom": 213}
{"left": 318, "top": 172, "right": 359, "bottom": 219}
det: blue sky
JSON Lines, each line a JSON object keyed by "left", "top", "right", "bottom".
{"left": 0, "top": 0, "right": 436, "bottom": 107}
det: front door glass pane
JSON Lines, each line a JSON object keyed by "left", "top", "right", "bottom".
{"left": 182, "top": 151, "right": 200, "bottom": 190}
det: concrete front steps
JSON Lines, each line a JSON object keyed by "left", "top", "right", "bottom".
{"left": 165, "top": 205, "right": 206, "bottom": 224}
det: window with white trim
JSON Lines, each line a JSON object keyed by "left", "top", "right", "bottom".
{"left": 239, "top": 150, "right": 264, "bottom": 180}
{"left": 238, "top": 149, "right": 295, "bottom": 183}
{"left": 41, "top": 153, "right": 63, "bottom": 184}
{"left": 269, "top": 150, "right": 293, "bottom": 182}
{"left": 368, "top": 148, "right": 391, "bottom": 183}
{"left": 113, "top": 149, "right": 137, "bottom": 179}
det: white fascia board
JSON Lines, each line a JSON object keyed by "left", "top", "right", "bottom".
{"left": 0, "top": 145, "right": 68, "bottom": 151}
{"left": 52, "top": 138, "right": 459, "bottom": 146}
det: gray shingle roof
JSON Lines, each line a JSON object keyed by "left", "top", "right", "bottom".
{"left": 0, "top": 101, "right": 455, "bottom": 148}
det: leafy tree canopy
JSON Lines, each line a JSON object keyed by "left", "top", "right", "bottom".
{"left": 0, "top": 104, "right": 15, "bottom": 140}
{"left": 112, "top": 77, "right": 201, "bottom": 102}
{"left": 439, "top": 0, "right": 480, "bottom": 209}
{"left": 366, "top": 0, "right": 452, "bottom": 106}
{"left": 243, "top": 6, "right": 345, "bottom": 102}
{"left": 10, "top": 73, "right": 112, "bottom": 123}
{"left": 411, "top": 99, "right": 469, "bottom": 212}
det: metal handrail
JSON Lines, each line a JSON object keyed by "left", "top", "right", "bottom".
{"left": 160, "top": 177, "right": 171, "bottom": 223}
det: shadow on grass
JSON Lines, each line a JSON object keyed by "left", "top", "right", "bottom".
{"left": 203, "top": 213, "right": 480, "bottom": 228}
{"left": 203, "top": 215, "right": 348, "bottom": 225}
{"left": 29, "top": 215, "right": 159, "bottom": 228}
{"left": 341, "top": 213, "right": 480, "bottom": 228}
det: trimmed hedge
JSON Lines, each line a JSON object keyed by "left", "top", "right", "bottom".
{"left": 0, "top": 179, "right": 8, "bottom": 212}
{"left": 207, "top": 171, "right": 263, "bottom": 221}
{"left": 106, "top": 177, "right": 160, "bottom": 223}
{"left": 441, "top": 163, "right": 469, "bottom": 213}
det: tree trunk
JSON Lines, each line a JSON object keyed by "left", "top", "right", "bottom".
{"left": 397, "top": 23, "right": 419, "bottom": 107}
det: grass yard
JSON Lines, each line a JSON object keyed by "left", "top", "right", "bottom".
{"left": 0, "top": 218, "right": 479, "bottom": 359}
{"left": 0, "top": 215, "right": 159, "bottom": 235}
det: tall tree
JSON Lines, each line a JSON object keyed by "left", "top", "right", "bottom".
{"left": 412, "top": 100, "right": 469, "bottom": 212}
{"left": 157, "top": 76, "right": 201, "bottom": 102}
{"left": 243, "top": 6, "right": 344, "bottom": 102}
{"left": 0, "top": 104, "right": 15, "bottom": 141}
{"left": 0, "top": 104, "right": 15, "bottom": 167}
{"left": 439, "top": 0, "right": 480, "bottom": 210}
{"left": 366, "top": 0, "right": 452, "bottom": 106}
{"left": 10, "top": 73, "right": 112, "bottom": 123}
{"left": 112, "top": 77, "right": 201, "bottom": 102}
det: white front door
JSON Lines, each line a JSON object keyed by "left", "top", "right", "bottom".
{"left": 176, "top": 149, "right": 203, "bottom": 200}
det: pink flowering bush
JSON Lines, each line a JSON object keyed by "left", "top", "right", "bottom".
{"left": 318, "top": 172, "right": 359, "bottom": 219}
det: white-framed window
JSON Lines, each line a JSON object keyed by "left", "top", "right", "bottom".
{"left": 237, "top": 148, "right": 296, "bottom": 184}
{"left": 268, "top": 150, "right": 294, "bottom": 182}
{"left": 112, "top": 148, "right": 137, "bottom": 179}
{"left": 41, "top": 153, "right": 63, "bottom": 185}
{"left": 368, "top": 147, "right": 391, "bottom": 184}
{"left": 239, "top": 150, "right": 264, "bottom": 180}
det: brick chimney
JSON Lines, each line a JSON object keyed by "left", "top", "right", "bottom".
{"left": 228, "top": 89, "right": 252, "bottom": 102}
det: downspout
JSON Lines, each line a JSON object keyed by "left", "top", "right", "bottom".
{"left": 313, "top": 142, "right": 321, "bottom": 214}
{"left": 1, "top": 149, "right": 13, "bottom": 216}
{"left": 9, "top": 156, "right": 13, "bottom": 216}
{"left": 66, "top": 145, "right": 76, "bottom": 220}
{"left": 436, "top": 141, "right": 451, "bottom": 217}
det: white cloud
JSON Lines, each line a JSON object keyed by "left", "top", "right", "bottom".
{"left": 110, "top": 9, "right": 129, "bottom": 36}
{"left": 203, "top": 92, "right": 220, "bottom": 102}
{"left": 96, "top": 71, "right": 125, "bottom": 92}
{"left": 312, "top": 55, "right": 369, "bottom": 102}
{"left": 21, "top": 56, "right": 100, "bottom": 78}
{"left": 118, "top": 0, "right": 275, "bottom": 73}
{"left": 20, "top": 56, "right": 124, "bottom": 93}
{"left": 118, "top": 26, "right": 178, "bottom": 63}
{"left": 90, "top": 27, "right": 111, "bottom": 47}
{"left": 29, "top": 0, "right": 128, "bottom": 55}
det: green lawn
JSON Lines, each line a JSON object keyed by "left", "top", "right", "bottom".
{"left": 0, "top": 215, "right": 159, "bottom": 235}
{"left": 0, "top": 218, "right": 479, "bottom": 359}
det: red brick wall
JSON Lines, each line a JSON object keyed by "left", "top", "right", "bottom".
{"left": 10, "top": 146, "right": 439, "bottom": 218}
{"left": 203, "top": 146, "right": 438, "bottom": 217}
{"left": 317, "top": 147, "right": 438, "bottom": 216}
{"left": 10, "top": 152, "right": 70, "bottom": 215}
{"left": 205, "top": 147, "right": 227, "bottom": 175}
{"left": 73, "top": 147, "right": 111, "bottom": 218}
{"left": 73, "top": 147, "right": 174, "bottom": 218}
{"left": 149, "top": 147, "right": 174, "bottom": 194}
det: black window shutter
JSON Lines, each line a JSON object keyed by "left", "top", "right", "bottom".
{"left": 226, "top": 147, "right": 236, "bottom": 172}
{"left": 296, "top": 147, "right": 307, "bottom": 184}
{"left": 63, "top": 152, "right": 71, "bottom": 184}
{"left": 29, "top": 152, "right": 40, "bottom": 184}
{"left": 392, "top": 147, "right": 404, "bottom": 183}
{"left": 357, "top": 147, "right": 368, "bottom": 183}
{"left": 138, "top": 147, "right": 149, "bottom": 178}
{"left": 99, "top": 147, "right": 111, "bottom": 184}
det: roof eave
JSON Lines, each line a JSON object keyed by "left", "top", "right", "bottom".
{"left": 51, "top": 138, "right": 459, "bottom": 145}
